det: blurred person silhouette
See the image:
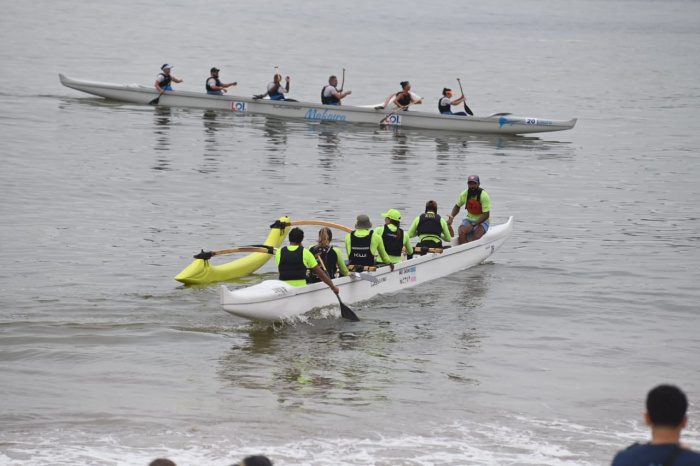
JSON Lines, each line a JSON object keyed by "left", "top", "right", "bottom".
{"left": 149, "top": 459, "right": 176, "bottom": 466}
{"left": 233, "top": 455, "right": 273, "bottom": 466}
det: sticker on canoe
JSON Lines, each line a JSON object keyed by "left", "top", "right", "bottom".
{"left": 398, "top": 266, "right": 417, "bottom": 285}
{"left": 231, "top": 101, "right": 247, "bottom": 112}
{"left": 499, "top": 116, "right": 554, "bottom": 128}
{"left": 304, "top": 108, "right": 347, "bottom": 122}
{"left": 382, "top": 114, "right": 402, "bottom": 126}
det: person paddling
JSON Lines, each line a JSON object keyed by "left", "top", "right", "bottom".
{"left": 438, "top": 88, "right": 469, "bottom": 116}
{"left": 377, "top": 81, "right": 423, "bottom": 110}
{"left": 276, "top": 227, "right": 339, "bottom": 294}
{"left": 345, "top": 214, "right": 391, "bottom": 270}
{"left": 447, "top": 175, "right": 491, "bottom": 244}
{"left": 155, "top": 64, "right": 183, "bottom": 92}
{"left": 408, "top": 200, "right": 452, "bottom": 253}
{"left": 321, "top": 75, "right": 352, "bottom": 105}
{"left": 266, "top": 73, "right": 290, "bottom": 101}
{"left": 206, "top": 67, "right": 237, "bottom": 95}
{"left": 374, "top": 209, "right": 413, "bottom": 264}
{"left": 307, "top": 227, "right": 349, "bottom": 283}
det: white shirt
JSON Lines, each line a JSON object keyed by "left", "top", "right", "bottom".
{"left": 267, "top": 82, "right": 288, "bottom": 94}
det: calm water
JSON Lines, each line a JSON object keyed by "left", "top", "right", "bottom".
{"left": 1, "top": 0, "right": 700, "bottom": 465}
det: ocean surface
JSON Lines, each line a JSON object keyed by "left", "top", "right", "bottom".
{"left": 1, "top": 0, "right": 700, "bottom": 464}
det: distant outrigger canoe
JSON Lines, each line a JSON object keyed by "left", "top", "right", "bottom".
{"left": 59, "top": 74, "right": 576, "bottom": 135}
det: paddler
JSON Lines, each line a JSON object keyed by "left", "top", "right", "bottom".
{"left": 154, "top": 64, "right": 183, "bottom": 92}
{"left": 307, "top": 227, "right": 349, "bottom": 283}
{"left": 276, "top": 227, "right": 339, "bottom": 294}
{"left": 373, "top": 209, "right": 413, "bottom": 264}
{"left": 407, "top": 200, "right": 452, "bottom": 253}
{"left": 345, "top": 214, "right": 391, "bottom": 270}
{"left": 205, "top": 67, "right": 237, "bottom": 95}
{"left": 438, "top": 88, "right": 469, "bottom": 116}
{"left": 266, "top": 72, "right": 290, "bottom": 101}
{"left": 376, "top": 81, "right": 423, "bottom": 110}
{"left": 321, "top": 75, "right": 352, "bottom": 105}
{"left": 447, "top": 175, "right": 491, "bottom": 244}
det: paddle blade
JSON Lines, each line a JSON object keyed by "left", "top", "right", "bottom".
{"left": 464, "top": 103, "right": 474, "bottom": 116}
{"left": 337, "top": 295, "right": 359, "bottom": 321}
{"left": 148, "top": 96, "right": 160, "bottom": 105}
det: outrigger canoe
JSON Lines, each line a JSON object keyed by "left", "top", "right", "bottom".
{"left": 59, "top": 74, "right": 576, "bottom": 135}
{"left": 221, "top": 216, "right": 514, "bottom": 322}
{"left": 175, "top": 217, "right": 353, "bottom": 285}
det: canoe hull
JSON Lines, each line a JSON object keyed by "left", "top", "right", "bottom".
{"left": 59, "top": 74, "right": 576, "bottom": 135}
{"left": 220, "top": 217, "right": 514, "bottom": 322}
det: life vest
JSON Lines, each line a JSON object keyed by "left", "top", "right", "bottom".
{"left": 381, "top": 226, "right": 404, "bottom": 257}
{"left": 307, "top": 245, "right": 339, "bottom": 282}
{"left": 465, "top": 188, "right": 484, "bottom": 215}
{"left": 438, "top": 97, "right": 451, "bottom": 114}
{"left": 321, "top": 85, "right": 340, "bottom": 105}
{"left": 158, "top": 73, "right": 172, "bottom": 88}
{"left": 278, "top": 246, "right": 307, "bottom": 281}
{"left": 417, "top": 212, "right": 443, "bottom": 236}
{"left": 349, "top": 231, "right": 375, "bottom": 266}
{"left": 395, "top": 91, "right": 411, "bottom": 107}
{"left": 206, "top": 76, "right": 222, "bottom": 92}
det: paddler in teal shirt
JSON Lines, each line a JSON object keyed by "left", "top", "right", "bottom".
{"left": 276, "top": 227, "right": 339, "bottom": 294}
{"left": 345, "top": 214, "right": 391, "bottom": 269}
{"left": 373, "top": 209, "right": 413, "bottom": 264}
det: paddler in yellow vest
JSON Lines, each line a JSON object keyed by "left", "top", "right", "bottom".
{"left": 276, "top": 227, "right": 339, "bottom": 294}
{"left": 446, "top": 175, "right": 491, "bottom": 244}
{"left": 407, "top": 200, "right": 452, "bottom": 253}
{"left": 344, "top": 214, "right": 391, "bottom": 270}
{"left": 373, "top": 209, "right": 413, "bottom": 264}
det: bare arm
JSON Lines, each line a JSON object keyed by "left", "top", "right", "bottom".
{"left": 311, "top": 265, "right": 339, "bottom": 294}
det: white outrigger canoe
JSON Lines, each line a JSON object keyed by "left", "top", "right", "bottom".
{"left": 221, "top": 216, "right": 514, "bottom": 322}
{"left": 59, "top": 74, "right": 576, "bottom": 135}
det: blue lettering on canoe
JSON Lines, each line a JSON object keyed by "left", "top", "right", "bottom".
{"left": 304, "top": 108, "right": 347, "bottom": 122}
{"left": 498, "top": 116, "right": 513, "bottom": 128}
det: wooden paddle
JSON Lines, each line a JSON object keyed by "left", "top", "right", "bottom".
{"left": 193, "top": 245, "right": 274, "bottom": 260}
{"left": 315, "top": 253, "right": 359, "bottom": 322}
{"left": 456, "top": 78, "right": 474, "bottom": 116}
{"left": 288, "top": 220, "right": 352, "bottom": 233}
{"left": 340, "top": 68, "right": 345, "bottom": 92}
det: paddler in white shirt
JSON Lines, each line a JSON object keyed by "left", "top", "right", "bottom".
{"left": 377, "top": 81, "right": 423, "bottom": 110}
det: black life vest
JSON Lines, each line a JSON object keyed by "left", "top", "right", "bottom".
{"left": 206, "top": 76, "right": 222, "bottom": 92}
{"left": 381, "top": 226, "right": 404, "bottom": 256}
{"left": 395, "top": 91, "right": 411, "bottom": 107}
{"left": 438, "top": 97, "right": 451, "bottom": 113}
{"left": 466, "top": 188, "right": 484, "bottom": 215}
{"left": 278, "top": 246, "right": 307, "bottom": 281}
{"left": 321, "top": 85, "right": 340, "bottom": 104}
{"left": 349, "top": 231, "right": 375, "bottom": 266}
{"left": 158, "top": 73, "right": 172, "bottom": 88}
{"left": 417, "top": 212, "right": 443, "bottom": 236}
{"left": 307, "top": 245, "right": 339, "bottom": 282}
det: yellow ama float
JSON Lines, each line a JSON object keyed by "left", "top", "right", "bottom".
{"left": 174, "top": 216, "right": 351, "bottom": 285}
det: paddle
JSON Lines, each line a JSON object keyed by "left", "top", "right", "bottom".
{"left": 456, "top": 78, "right": 474, "bottom": 116}
{"left": 340, "top": 68, "right": 345, "bottom": 92}
{"left": 316, "top": 253, "right": 359, "bottom": 322}
{"left": 193, "top": 245, "right": 274, "bottom": 260}
{"left": 149, "top": 91, "right": 164, "bottom": 105}
{"left": 288, "top": 219, "right": 352, "bottom": 233}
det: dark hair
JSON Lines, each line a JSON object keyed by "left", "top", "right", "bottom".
{"left": 289, "top": 227, "right": 304, "bottom": 244}
{"left": 646, "top": 384, "right": 688, "bottom": 427}
{"left": 150, "top": 460, "right": 177, "bottom": 466}
{"left": 425, "top": 200, "right": 438, "bottom": 213}
{"left": 400, "top": 81, "right": 409, "bottom": 89}
{"left": 240, "top": 455, "right": 273, "bottom": 466}
{"left": 442, "top": 88, "right": 451, "bottom": 95}
{"left": 329, "top": 75, "right": 337, "bottom": 83}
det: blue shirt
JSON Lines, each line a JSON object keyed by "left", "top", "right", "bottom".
{"left": 612, "top": 443, "right": 700, "bottom": 466}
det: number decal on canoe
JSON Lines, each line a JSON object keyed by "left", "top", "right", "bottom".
{"left": 272, "top": 287, "right": 289, "bottom": 295}
{"left": 526, "top": 118, "right": 538, "bottom": 125}
{"left": 231, "top": 101, "right": 247, "bottom": 112}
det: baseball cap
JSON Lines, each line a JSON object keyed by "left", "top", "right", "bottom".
{"left": 210, "top": 67, "right": 220, "bottom": 72}
{"left": 467, "top": 175, "right": 480, "bottom": 183}
{"left": 381, "top": 209, "right": 402, "bottom": 221}
{"left": 355, "top": 214, "right": 372, "bottom": 229}
{"left": 161, "top": 64, "right": 173, "bottom": 70}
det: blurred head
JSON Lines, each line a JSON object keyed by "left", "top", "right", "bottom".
{"left": 318, "top": 227, "right": 332, "bottom": 246}
{"left": 425, "top": 200, "right": 438, "bottom": 213}
{"left": 273, "top": 73, "right": 282, "bottom": 83}
{"left": 237, "top": 455, "right": 273, "bottom": 466}
{"left": 161, "top": 64, "right": 173, "bottom": 74}
{"left": 646, "top": 385, "right": 688, "bottom": 428}
{"left": 400, "top": 81, "right": 410, "bottom": 90}
{"left": 442, "top": 88, "right": 453, "bottom": 97}
{"left": 150, "top": 459, "right": 177, "bottom": 466}
{"left": 355, "top": 214, "right": 372, "bottom": 229}
{"left": 289, "top": 227, "right": 304, "bottom": 244}
{"left": 329, "top": 75, "right": 338, "bottom": 85}
{"left": 467, "top": 175, "right": 480, "bottom": 190}
{"left": 210, "top": 67, "right": 220, "bottom": 75}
